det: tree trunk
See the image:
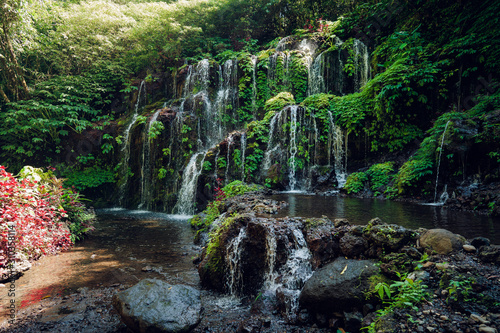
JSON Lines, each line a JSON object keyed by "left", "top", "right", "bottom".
{"left": 1, "top": 21, "right": 30, "bottom": 100}
{"left": 0, "top": 85, "right": 10, "bottom": 103}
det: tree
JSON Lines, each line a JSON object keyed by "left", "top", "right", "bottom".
{"left": 0, "top": 0, "right": 30, "bottom": 102}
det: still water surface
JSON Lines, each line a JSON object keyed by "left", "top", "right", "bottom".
{"left": 268, "top": 193, "right": 500, "bottom": 244}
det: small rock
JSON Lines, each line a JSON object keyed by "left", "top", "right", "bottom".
{"left": 440, "top": 315, "right": 449, "bottom": 321}
{"left": 463, "top": 244, "right": 477, "bottom": 253}
{"left": 471, "top": 313, "right": 490, "bottom": 324}
{"left": 435, "top": 262, "right": 450, "bottom": 270}
{"left": 427, "top": 326, "right": 436, "bottom": 332}
{"left": 422, "top": 262, "right": 434, "bottom": 268}
{"left": 141, "top": 266, "right": 152, "bottom": 272}
{"left": 478, "top": 327, "right": 497, "bottom": 333}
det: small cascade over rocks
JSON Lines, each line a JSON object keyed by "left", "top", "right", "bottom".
{"left": 195, "top": 193, "right": 479, "bottom": 327}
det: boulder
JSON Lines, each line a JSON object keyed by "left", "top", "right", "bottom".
{"left": 365, "top": 222, "right": 413, "bottom": 252}
{"left": 340, "top": 234, "right": 367, "bottom": 258}
{"left": 299, "top": 257, "right": 379, "bottom": 313}
{"left": 419, "top": 229, "right": 466, "bottom": 254}
{"left": 112, "top": 279, "right": 201, "bottom": 333}
{"left": 304, "top": 222, "right": 340, "bottom": 268}
{"left": 478, "top": 245, "right": 500, "bottom": 264}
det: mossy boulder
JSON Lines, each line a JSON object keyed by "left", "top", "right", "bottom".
{"left": 419, "top": 228, "right": 466, "bottom": 255}
{"left": 364, "top": 219, "right": 413, "bottom": 252}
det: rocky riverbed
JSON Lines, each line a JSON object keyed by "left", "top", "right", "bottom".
{"left": 1, "top": 193, "right": 499, "bottom": 333}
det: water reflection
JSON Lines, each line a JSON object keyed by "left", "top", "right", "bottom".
{"left": 269, "top": 194, "right": 500, "bottom": 244}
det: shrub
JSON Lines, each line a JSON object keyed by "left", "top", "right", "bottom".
{"left": 0, "top": 165, "right": 94, "bottom": 274}
{"left": 344, "top": 171, "right": 368, "bottom": 194}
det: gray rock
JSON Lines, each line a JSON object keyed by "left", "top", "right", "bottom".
{"left": 299, "top": 257, "right": 379, "bottom": 312}
{"left": 478, "top": 245, "right": 500, "bottom": 264}
{"left": 112, "top": 279, "right": 201, "bottom": 333}
{"left": 463, "top": 244, "right": 477, "bottom": 253}
{"left": 419, "top": 229, "right": 466, "bottom": 254}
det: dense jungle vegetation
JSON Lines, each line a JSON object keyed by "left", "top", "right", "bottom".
{"left": 0, "top": 0, "right": 499, "bottom": 209}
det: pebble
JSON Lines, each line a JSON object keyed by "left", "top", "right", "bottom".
{"left": 478, "top": 327, "right": 497, "bottom": 333}
{"left": 427, "top": 326, "right": 436, "bottom": 332}
{"left": 463, "top": 245, "right": 477, "bottom": 253}
{"left": 440, "top": 315, "right": 449, "bottom": 321}
{"left": 471, "top": 313, "right": 490, "bottom": 324}
{"left": 436, "top": 263, "right": 450, "bottom": 270}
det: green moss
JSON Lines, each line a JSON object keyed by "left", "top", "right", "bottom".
{"left": 222, "top": 180, "right": 262, "bottom": 198}
{"left": 303, "top": 217, "right": 331, "bottom": 230}
{"left": 264, "top": 92, "right": 295, "bottom": 113}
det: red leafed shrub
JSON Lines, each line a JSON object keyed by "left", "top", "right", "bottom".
{"left": 0, "top": 166, "right": 73, "bottom": 271}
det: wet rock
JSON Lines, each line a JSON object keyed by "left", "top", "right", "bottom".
{"left": 299, "top": 257, "right": 379, "bottom": 313}
{"left": 419, "top": 229, "right": 466, "bottom": 254}
{"left": 478, "top": 245, "right": 500, "bottom": 264}
{"left": 339, "top": 234, "right": 367, "bottom": 258}
{"left": 304, "top": 222, "right": 340, "bottom": 268}
{"left": 365, "top": 222, "right": 413, "bottom": 252}
{"left": 237, "top": 317, "right": 262, "bottom": 333}
{"left": 334, "top": 218, "right": 350, "bottom": 228}
{"left": 344, "top": 311, "right": 363, "bottom": 332}
{"left": 471, "top": 237, "right": 491, "bottom": 248}
{"left": 112, "top": 279, "right": 201, "bottom": 333}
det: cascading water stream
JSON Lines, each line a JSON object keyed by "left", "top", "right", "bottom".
{"left": 240, "top": 132, "right": 247, "bottom": 181}
{"left": 226, "top": 227, "right": 247, "bottom": 295}
{"left": 174, "top": 151, "right": 207, "bottom": 215}
{"left": 434, "top": 121, "right": 451, "bottom": 203}
{"left": 353, "top": 39, "right": 371, "bottom": 91}
{"left": 308, "top": 52, "right": 325, "bottom": 95}
{"left": 288, "top": 106, "right": 299, "bottom": 191}
{"left": 139, "top": 108, "right": 162, "bottom": 209}
{"left": 251, "top": 56, "right": 258, "bottom": 118}
{"left": 118, "top": 80, "right": 146, "bottom": 206}
{"left": 225, "top": 134, "right": 234, "bottom": 185}
{"left": 174, "top": 58, "right": 239, "bottom": 213}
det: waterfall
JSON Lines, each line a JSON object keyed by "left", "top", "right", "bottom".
{"left": 263, "top": 106, "right": 319, "bottom": 192}
{"left": 174, "top": 151, "right": 206, "bottom": 215}
{"left": 434, "top": 120, "right": 451, "bottom": 203}
{"left": 251, "top": 56, "right": 258, "bottom": 118}
{"left": 174, "top": 58, "right": 239, "bottom": 213}
{"left": 226, "top": 227, "right": 247, "bottom": 295}
{"left": 288, "top": 106, "right": 299, "bottom": 191}
{"left": 262, "top": 111, "right": 281, "bottom": 172}
{"left": 225, "top": 134, "right": 234, "bottom": 185}
{"left": 353, "top": 39, "right": 370, "bottom": 91}
{"left": 326, "top": 110, "right": 347, "bottom": 188}
{"left": 214, "top": 59, "right": 238, "bottom": 142}
{"left": 118, "top": 80, "right": 146, "bottom": 206}
{"left": 264, "top": 228, "right": 278, "bottom": 291}
{"left": 279, "top": 228, "right": 313, "bottom": 322}
{"left": 240, "top": 132, "right": 247, "bottom": 181}
{"left": 308, "top": 52, "right": 326, "bottom": 95}
{"left": 139, "top": 108, "right": 161, "bottom": 209}
{"left": 262, "top": 227, "right": 312, "bottom": 322}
